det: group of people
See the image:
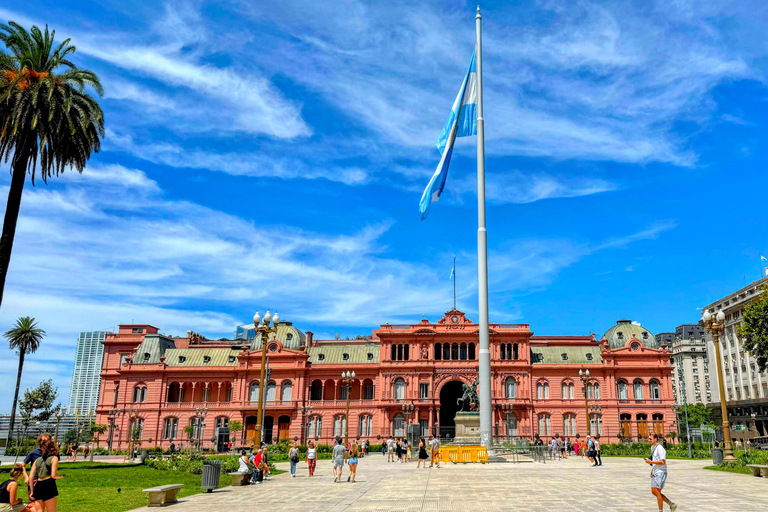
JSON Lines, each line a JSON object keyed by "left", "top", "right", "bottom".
{"left": 237, "top": 445, "right": 272, "bottom": 484}
{"left": 0, "top": 433, "right": 62, "bottom": 512}
{"left": 538, "top": 433, "right": 603, "bottom": 466}
{"left": 383, "top": 436, "right": 441, "bottom": 468}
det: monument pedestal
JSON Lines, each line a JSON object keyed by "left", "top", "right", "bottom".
{"left": 453, "top": 411, "right": 481, "bottom": 445}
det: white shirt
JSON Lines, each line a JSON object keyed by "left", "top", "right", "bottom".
{"left": 307, "top": 447, "right": 316, "bottom": 459}
{"left": 430, "top": 439, "right": 439, "bottom": 450}
{"left": 386, "top": 439, "right": 394, "bottom": 448}
{"left": 650, "top": 443, "right": 667, "bottom": 474}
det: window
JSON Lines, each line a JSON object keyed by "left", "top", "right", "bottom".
{"left": 364, "top": 382, "right": 374, "bottom": 400}
{"left": 563, "top": 414, "right": 577, "bottom": 436}
{"left": 420, "top": 383, "right": 429, "bottom": 399}
{"left": 178, "top": 356, "right": 186, "bottom": 363}
{"left": 306, "top": 416, "right": 322, "bottom": 438}
{"left": 561, "top": 353, "right": 568, "bottom": 361}
{"left": 266, "top": 381, "right": 276, "bottom": 402}
{"left": 333, "top": 415, "right": 347, "bottom": 437}
{"left": 132, "top": 328, "right": 144, "bottom": 334}
{"left": 393, "top": 414, "right": 405, "bottom": 437}
{"left": 434, "top": 343, "right": 442, "bottom": 360}
{"left": 342, "top": 353, "right": 350, "bottom": 361}
{"left": 500, "top": 344, "right": 506, "bottom": 360}
{"left": 318, "top": 353, "right": 325, "bottom": 361}
{"left": 281, "top": 381, "right": 292, "bottom": 402}
{"left": 340, "top": 385, "right": 348, "bottom": 400}
{"left": 133, "top": 385, "right": 147, "bottom": 403}
{"left": 203, "top": 355, "right": 211, "bottom": 364}
{"left": 163, "top": 418, "right": 178, "bottom": 440}
{"left": 537, "top": 414, "right": 550, "bottom": 435}
{"left": 460, "top": 343, "right": 468, "bottom": 360}
{"left": 310, "top": 380, "right": 323, "bottom": 401}
{"left": 561, "top": 382, "right": 574, "bottom": 399}
{"left": 216, "top": 417, "right": 229, "bottom": 429}
{"left": 586, "top": 353, "right": 593, "bottom": 361}
{"left": 130, "top": 418, "right": 145, "bottom": 438}
{"left": 249, "top": 382, "right": 260, "bottom": 402}
{"left": 451, "top": 343, "right": 459, "bottom": 360}
{"left": 286, "top": 333, "right": 293, "bottom": 341}
{"left": 591, "top": 383, "right": 601, "bottom": 400}
{"left": 367, "top": 352, "right": 374, "bottom": 360}
{"left": 505, "top": 377, "right": 517, "bottom": 398}
{"left": 513, "top": 343, "right": 518, "bottom": 360}
{"left": 228, "top": 355, "right": 236, "bottom": 363}
{"left": 506, "top": 412, "right": 518, "bottom": 436}
{"left": 536, "top": 381, "right": 549, "bottom": 399}
{"left": 359, "top": 415, "right": 372, "bottom": 436}
{"left": 393, "top": 378, "right": 406, "bottom": 400}
{"left": 143, "top": 352, "right": 150, "bottom": 361}
{"left": 590, "top": 414, "right": 603, "bottom": 435}
{"left": 649, "top": 380, "right": 660, "bottom": 400}
{"left": 617, "top": 380, "right": 628, "bottom": 400}
{"left": 443, "top": 343, "right": 450, "bottom": 360}
{"left": 633, "top": 379, "right": 644, "bottom": 400}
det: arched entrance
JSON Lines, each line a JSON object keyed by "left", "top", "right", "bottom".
{"left": 439, "top": 380, "right": 469, "bottom": 440}
{"left": 244, "top": 415, "right": 258, "bottom": 446}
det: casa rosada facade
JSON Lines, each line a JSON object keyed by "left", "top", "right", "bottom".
{"left": 95, "top": 311, "right": 676, "bottom": 450}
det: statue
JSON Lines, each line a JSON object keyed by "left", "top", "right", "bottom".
{"left": 457, "top": 379, "right": 479, "bottom": 411}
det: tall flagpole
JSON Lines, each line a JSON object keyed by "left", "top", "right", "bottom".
{"left": 453, "top": 256, "right": 457, "bottom": 310}
{"left": 475, "top": 5, "right": 492, "bottom": 452}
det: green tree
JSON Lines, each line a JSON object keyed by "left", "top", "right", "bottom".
{"left": 17, "top": 379, "right": 60, "bottom": 457}
{"left": 677, "top": 403, "right": 716, "bottom": 432}
{"left": 0, "top": 22, "right": 104, "bottom": 310}
{"left": 739, "top": 287, "right": 768, "bottom": 373}
{"left": 4, "top": 316, "right": 44, "bottom": 449}
{"left": 229, "top": 420, "right": 243, "bottom": 445}
{"left": 91, "top": 423, "right": 108, "bottom": 449}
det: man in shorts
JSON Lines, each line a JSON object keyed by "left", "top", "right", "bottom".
{"left": 429, "top": 436, "right": 440, "bottom": 467}
{"left": 386, "top": 437, "right": 395, "bottom": 462}
{"left": 332, "top": 437, "right": 346, "bottom": 482}
{"left": 645, "top": 433, "right": 677, "bottom": 511}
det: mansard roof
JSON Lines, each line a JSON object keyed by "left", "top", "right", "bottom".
{"left": 307, "top": 344, "right": 380, "bottom": 365}
{"left": 250, "top": 321, "right": 306, "bottom": 350}
{"left": 132, "top": 334, "right": 176, "bottom": 364}
{"left": 530, "top": 345, "right": 603, "bottom": 365}
{"left": 163, "top": 348, "right": 241, "bottom": 367}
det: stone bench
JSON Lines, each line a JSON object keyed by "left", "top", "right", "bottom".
{"left": 747, "top": 464, "right": 768, "bottom": 477}
{"left": 142, "top": 484, "right": 184, "bottom": 507}
{"left": 228, "top": 472, "right": 250, "bottom": 486}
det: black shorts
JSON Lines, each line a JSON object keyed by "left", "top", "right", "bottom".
{"left": 34, "top": 478, "right": 59, "bottom": 502}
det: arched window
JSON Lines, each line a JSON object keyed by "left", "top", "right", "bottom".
{"left": 590, "top": 414, "right": 603, "bottom": 435}
{"left": 500, "top": 344, "right": 506, "bottom": 360}
{"left": 506, "top": 412, "right": 518, "bottom": 436}
{"left": 561, "top": 381, "right": 574, "bottom": 400}
{"left": 513, "top": 343, "right": 519, "bottom": 360}
{"left": 536, "top": 381, "right": 549, "bottom": 399}
{"left": 391, "top": 345, "right": 397, "bottom": 361}
{"left": 359, "top": 415, "right": 372, "bottom": 436}
{"left": 563, "top": 413, "right": 577, "bottom": 436}
{"left": 310, "top": 380, "right": 322, "bottom": 401}
{"left": 434, "top": 343, "right": 442, "bottom": 360}
{"left": 306, "top": 415, "right": 322, "bottom": 438}
{"left": 130, "top": 418, "right": 144, "bottom": 439}
{"left": 505, "top": 377, "right": 517, "bottom": 398}
{"left": 163, "top": 417, "right": 178, "bottom": 439}
{"left": 266, "top": 381, "right": 276, "bottom": 402}
{"left": 633, "top": 379, "right": 644, "bottom": 400}
{"left": 468, "top": 343, "right": 476, "bottom": 360}
{"left": 617, "top": 380, "right": 628, "bottom": 400}
{"left": 636, "top": 413, "right": 649, "bottom": 439}
{"left": 281, "top": 381, "right": 292, "bottom": 402}
{"left": 649, "top": 380, "right": 660, "bottom": 400}
{"left": 393, "top": 414, "right": 405, "bottom": 436}
{"left": 333, "top": 415, "right": 346, "bottom": 437}
{"left": 443, "top": 343, "right": 450, "bottom": 360}
{"left": 460, "top": 343, "right": 468, "bottom": 360}
{"left": 589, "top": 383, "right": 601, "bottom": 400}
{"left": 620, "top": 413, "right": 632, "bottom": 438}
{"left": 393, "top": 378, "right": 406, "bottom": 400}
{"left": 249, "top": 382, "right": 260, "bottom": 402}
{"left": 537, "top": 414, "right": 550, "bottom": 435}
{"left": 133, "top": 385, "right": 147, "bottom": 403}
{"left": 652, "top": 413, "right": 664, "bottom": 435}
{"left": 451, "top": 343, "right": 459, "bottom": 360}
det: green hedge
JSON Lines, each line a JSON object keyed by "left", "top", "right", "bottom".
{"left": 146, "top": 454, "right": 245, "bottom": 475}
{"left": 599, "top": 442, "right": 712, "bottom": 459}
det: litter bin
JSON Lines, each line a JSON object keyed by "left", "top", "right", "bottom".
{"left": 712, "top": 448, "right": 723, "bottom": 465}
{"left": 201, "top": 459, "right": 222, "bottom": 492}
{"left": 140, "top": 449, "right": 148, "bottom": 463}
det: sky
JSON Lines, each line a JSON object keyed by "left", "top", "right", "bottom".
{"left": 1, "top": 0, "right": 768, "bottom": 412}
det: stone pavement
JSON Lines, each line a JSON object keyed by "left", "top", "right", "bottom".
{"left": 130, "top": 454, "right": 768, "bottom": 512}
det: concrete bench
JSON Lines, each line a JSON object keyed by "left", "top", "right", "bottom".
{"left": 228, "top": 472, "right": 250, "bottom": 486}
{"left": 142, "top": 484, "right": 184, "bottom": 507}
{"left": 747, "top": 465, "right": 768, "bottom": 477}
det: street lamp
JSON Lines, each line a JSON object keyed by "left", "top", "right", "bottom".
{"left": 300, "top": 404, "right": 314, "bottom": 444}
{"left": 501, "top": 403, "right": 514, "bottom": 440}
{"left": 195, "top": 407, "right": 209, "bottom": 452}
{"left": 579, "top": 368, "right": 591, "bottom": 436}
{"left": 401, "top": 402, "right": 414, "bottom": 446}
{"left": 341, "top": 371, "right": 356, "bottom": 445}
{"left": 701, "top": 309, "right": 737, "bottom": 462}
{"left": 253, "top": 309, "right": 279, "bottom": 446}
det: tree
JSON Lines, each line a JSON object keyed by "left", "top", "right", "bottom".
{"left": 16, "top": 379, "right": 60, "bottom": 459}
{"left": 0, "top": 22, "right": 104, "bottom": 310}
{"left": 676, "top": 403, "right": 716, "bottom": 432}
{"left": 229, "top": 420, "right": 243, "bottom": 445}
{"left": 4, "top": 316, "right": 44, "bottom": 449}
{"left": 91, "top": 423, "right": 108, "bottom": 449}
{"left": 739, "top": 287, "right": 768, "bottom": 373}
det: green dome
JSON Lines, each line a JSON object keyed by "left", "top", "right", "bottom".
{"left": 250, "top": 321, "right": 306, "bottom": 350}
{"left": 602, "top": 319, "right": 658, "bottom": 350}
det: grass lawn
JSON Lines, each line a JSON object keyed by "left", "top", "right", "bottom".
{"left": 1, "top": 462, "right": 235, "bottom": 512}
{"left": 703, "top": 464, "right": 755, "bottom": 476}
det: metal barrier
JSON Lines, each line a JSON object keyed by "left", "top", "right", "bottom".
{"left": 437, "top": 446, "right": 488, "bottom": 464}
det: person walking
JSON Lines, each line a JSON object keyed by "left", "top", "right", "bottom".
{"left": 563, "top": 438, "right": 570, "bottom": 459}
{"left": 381, "top": 441, "right": 386, "bottom": 456}
{"left": 645, "top": 433, "right": 677, "bottom": 512}
{"left": 386, "top": 437, "right": 394, "bottom": 462}
{"left": 332, "top": 437, "right": 346, "bottom": 483}
{"left": 406, "top": 438, "right": 412, "bottom": 462}
{"left": 29, "top": 439, "right": 62, "bottom": 512}
{"left": 306, "top": 440, "right": 317, "bottom": 477}
{"left": 549, "top": 435, "right": 559, "bottom": 460}
{"left": 586, "top": 435, "right": 597, "bottom": 466}
{"left": 417, "top": 438, "right": 429, "bottom": 468}
{"left": 289, "top": 442, "right": 299, "bottom": 478}
{"left": 594, "top": 434, "right": 603, "bottom": 467}
{"left": 24, "top": 433, "right": 56, "bottom": 510}
{"left": 429, "top": 436, "right": 440, "bottom": 468}
{"left": 347, "top": 444, "right": 359, "bottom": 483}
{"left": 0, "top": 463, "right": 28, "bottom": 512}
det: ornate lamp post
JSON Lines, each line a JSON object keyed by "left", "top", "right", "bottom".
{"left": 341, "top": 371, "right": 356, "bottom": 445}
{"left": 300, "top": 404, "right": 314, "bottom": 444}
{"left": 106, "top": 408, "right": 121, "bottom": 452}
{"left": 579, "top": 368, "right": 591, "bottom": 435}
{"left": 401, "top": 402, "right": 414, "bottom": 444}
{"left": 253, "top": 310, "right": 279, "bottom": 445}
{"left": 194, "top": 407, "right": 209, "bottom": 452}
{"left": 501, "top": 403, "right": 514, "bottom": 440}
{"left": 702, "top": 309, "right": 737, "bottom": 462}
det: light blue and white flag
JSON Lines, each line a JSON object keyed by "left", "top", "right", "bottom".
{"left": 419, "top": 49, "right": 478, "bottom": 220}
{"left": 450, "top": 263, "right": 455, "bottom": 280}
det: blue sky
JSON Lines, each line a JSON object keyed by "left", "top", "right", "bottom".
{"left": 1, "top": 0, "right": 768, "bottom": 411}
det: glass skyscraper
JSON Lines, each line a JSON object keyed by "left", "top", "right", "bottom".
{"left": 68, "top": 331, "right": 108, "bottom": 414}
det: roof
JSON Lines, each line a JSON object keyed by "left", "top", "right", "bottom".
{"left": 250, "top": 321, "right": 306, "bottom": 351}
{"left": 306, "top": 344, "right": 380, "bottom": 364}
{"left": 133, "top": 334, "right": 176, "bottom": 364}
{"left": 602, "top": 319, "right": 657, "bottom": 350}
{"left": 530, "top": 346, "right": 602, "bottom": 365}
{"left": 163, "top": 348, "right": 240, "bottom": 367}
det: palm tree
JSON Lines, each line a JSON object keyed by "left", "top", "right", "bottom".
{"left": 0, "top": 22, "right": 104, "bottom": 309}
{"left": 4, "top": 316, "right": 45, "bottom": 449}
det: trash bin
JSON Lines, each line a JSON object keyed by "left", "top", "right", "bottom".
{"left": 140, "top": 449, "right": 148, "bottom": 463}
{"left": 712, "top": 448, "right": 723, "bottom": 465}
{"left": 201, "top": 459, "right": 222, "bottom": 492}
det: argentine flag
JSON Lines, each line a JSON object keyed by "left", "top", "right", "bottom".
{"left": 419, "top": 49, "right": 478, "bottom": 220}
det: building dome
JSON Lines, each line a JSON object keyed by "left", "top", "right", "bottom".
{"left": 250, "top": 321, "right": 306, "bottom": 351}
{"left": 602, "top": 319, "right": 658, "bottom": 350}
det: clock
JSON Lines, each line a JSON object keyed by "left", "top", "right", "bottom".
{"left": 451, "top": 316, "right": 459, "bottom": 323}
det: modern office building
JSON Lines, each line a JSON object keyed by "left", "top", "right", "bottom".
{"left": 0, "top": 414, "right": 79, "bottom": 444}
{"left": 656, "top": 324, "right": 712, "bottom": 405}
{"left": 702, "top": 275, "right": 768, "bottom": 438}
{"left": 234, "top": 324, "right": 256, "bottom": 341}
{"left": 68, "top": 331, "right": 108, "bottom": 415}
{"left": 95, "top": 314, "right": 675, "bottom": 450}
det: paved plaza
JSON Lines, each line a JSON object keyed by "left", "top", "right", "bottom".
{"left": 130, "top": 454, "right": 768, "bottom": 512}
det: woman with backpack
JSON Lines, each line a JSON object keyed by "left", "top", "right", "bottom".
{"left": 289, "top": 442, "right": 300, "bottom": 478}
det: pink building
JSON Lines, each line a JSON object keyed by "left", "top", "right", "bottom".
{"left": 95, "top": 311, "right": 675, "bottom": 450}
